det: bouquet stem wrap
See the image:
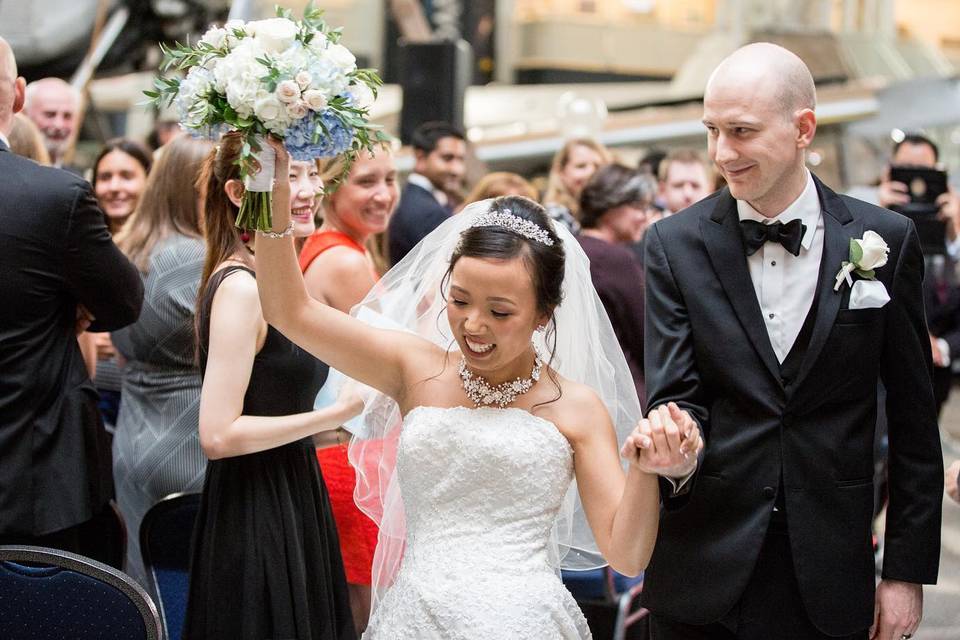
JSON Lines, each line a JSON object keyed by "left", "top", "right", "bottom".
{"left": 237, "top": 135, "right": 277, "bottom": 231}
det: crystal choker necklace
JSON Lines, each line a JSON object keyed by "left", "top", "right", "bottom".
{"left": 458, "top": 351, "right": 543, "bottom": 409}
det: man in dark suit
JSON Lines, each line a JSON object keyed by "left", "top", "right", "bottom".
{"left": 642, "top": 43, "right": 942, "bottom": 640}
{"left": 387, "top": 121, "right": 466, "bottom": 265}
{"left": 0, "top": 38, "right": 143, "bottom": 562}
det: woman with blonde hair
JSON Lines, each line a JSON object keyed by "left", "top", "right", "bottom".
{"left": 8, "top": 113, "right": 50, "bottom": 164}
{"left": 299, "top": 145, "right": 398, "bottom": 634}
{"left": 109, "top": 134, "right": 212, "bottom": 588}
{"left": 543, "top": 138, "right": 612, "bottom": 233}
{"left": 460, "top": 171, "right": 538, "bottom": 209}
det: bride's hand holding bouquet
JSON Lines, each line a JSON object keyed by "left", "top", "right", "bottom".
{"left": 146, "top": 2, "right": 388, "bottom": 231}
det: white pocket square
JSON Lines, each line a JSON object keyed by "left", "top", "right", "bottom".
{"left": 848, "top": 279, "right": 890, "bottom": 310}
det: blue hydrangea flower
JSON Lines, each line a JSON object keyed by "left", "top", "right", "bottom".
{"left": 284, "top": 109, "right": 354, "bottom": 160}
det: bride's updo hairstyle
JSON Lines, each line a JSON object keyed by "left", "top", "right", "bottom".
{"left": 448, "top": 196, "right": 565, "bottom": 318}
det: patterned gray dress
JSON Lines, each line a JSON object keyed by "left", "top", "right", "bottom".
{"left": 111, "top": 234, "right": 206, "bottom": 589}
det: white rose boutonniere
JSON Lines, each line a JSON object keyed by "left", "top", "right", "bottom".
{"left": 834, "top": 230, "right": 889, "bottom": 291}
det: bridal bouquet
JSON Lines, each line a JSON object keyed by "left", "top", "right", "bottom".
{"left": 146, "top": 3, "right": 387, "bottom": 231}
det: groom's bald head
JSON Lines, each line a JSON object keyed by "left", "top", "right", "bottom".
{"left": 706, "top": 43, "right": 816, "bottom": 120}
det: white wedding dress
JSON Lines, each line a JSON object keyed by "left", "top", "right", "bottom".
{"left": 362, "top": 405, "right": 593, "bottom": 639}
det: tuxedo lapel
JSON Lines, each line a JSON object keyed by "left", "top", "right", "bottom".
{"left": 790, "top": 177, "right": 860, "bottom": 393}
{"left": 701, "top": 189, "right": 783, "bottom": 386}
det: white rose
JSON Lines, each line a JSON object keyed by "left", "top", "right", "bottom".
{"left": 302, "top": 89, "right": 327, "bottom": 111}
{"left": 286, "top": 101, "right": 309, "bottom": 120}
{"left": 854, "top": 230, "right": 889, "bottom": 270}
{"left": 200, "top": 26, "right": 226, "bottom": 49}
{"left": 325, "top": 43, "right": 356, "bottom": 71}
{"left": 348, "top": 82, "right": 375, "bottom": 110}
{"left": 254, "top": 92, "right": 284, "bottom": 123}
{"left": 276, "top": 80, "right": 301, "bottom": 104}
{"left": 295, "top": 71, "right": 312, "bottom": 89}
{"left": 250, "top": 17, "right": 298, "bottom": 53}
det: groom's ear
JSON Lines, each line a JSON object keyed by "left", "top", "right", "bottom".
{"left": 794, "top": 108, "right": 817, "bottom": 149}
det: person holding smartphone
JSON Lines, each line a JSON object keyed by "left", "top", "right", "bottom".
{"left": 878, "top": 134, "right": 960, "bottom": 417}
{"left": 879, "top": 134, "right": 960, "bottom": 248}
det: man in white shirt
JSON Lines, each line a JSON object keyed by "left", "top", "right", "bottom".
{"left": 641, "top": 42, "right": 942, "bottom": 640}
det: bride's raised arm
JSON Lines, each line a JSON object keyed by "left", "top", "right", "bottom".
{"left": 254, "top": 137, "right": 421, "bottom": 400}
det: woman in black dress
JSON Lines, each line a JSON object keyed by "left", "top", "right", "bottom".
{"left": 183, "top": 133, "right": 358, "bottom": 640}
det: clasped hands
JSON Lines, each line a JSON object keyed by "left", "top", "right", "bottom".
{"left": 620, "top": 402, "right": 702, "bottom": 479}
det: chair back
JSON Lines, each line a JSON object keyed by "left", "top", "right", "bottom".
{"left": 139, "top": 492, "right": 201, "bottom": 640}
{"left": 0, "top": 544, "right": 162, "bottom": 640}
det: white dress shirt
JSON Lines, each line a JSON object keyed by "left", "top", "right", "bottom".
{"left": 406, "top": 172, "right": 449, "bottom": 207}
{"left": 0, "top": 131, "right": 8, "bottom": 147}
{"left": 737, "top": 171, "right": 824, "bottom": 363}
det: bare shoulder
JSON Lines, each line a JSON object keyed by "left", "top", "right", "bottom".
{"left": 212, "top": 267, "right": 260, "bottom": 309}
{"left": 310, "top": 245, "right": 370, "bottom": 275}
{"left": 535, "top": 374, "right": 611, "bottom": 443}
{"left": 209, "top": 267, "right": 264, "bottom": 335}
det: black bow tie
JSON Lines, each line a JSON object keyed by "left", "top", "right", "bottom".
{"left": 739, "top": 219, "right": 807, "bottom": 257}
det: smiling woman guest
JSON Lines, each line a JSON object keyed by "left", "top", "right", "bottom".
{"left": 86, "top": 138, "right": 153, "bottom": 430}
{"left": 298, "top": 146, "right": 398, "bottom": 634}
{"left": 543, "top": 138, "right": 612, "bottom": 233}
{"left": 92, "top": 138, "right": 152, "bottom": 234}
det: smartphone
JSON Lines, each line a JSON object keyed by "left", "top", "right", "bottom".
{"left": 888, "top": 165, "right": 949, "bottom": 254}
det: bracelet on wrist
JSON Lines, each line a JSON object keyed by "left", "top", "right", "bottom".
{"left": 257, "top": 220, "right": 295, "bottom": 239}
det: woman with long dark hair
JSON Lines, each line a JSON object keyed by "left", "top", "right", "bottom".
{"left": 183, "top": 133, "right": 357, "bottom": 640}
{"left": 86, "top": 138, "right": 154, "bottom": 428}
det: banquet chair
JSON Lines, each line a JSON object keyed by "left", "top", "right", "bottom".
{"left": 0, "top": 544, "right": 162, "bottom": 640}
{"left": 139, "top": 492, "right": 201, "bottom": 640}
{"left": 562, "top": 567, "right": 648, "bottom": 640}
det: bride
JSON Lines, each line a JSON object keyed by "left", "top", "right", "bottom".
{"left": 255, "top": 139, "right": 701, "bottom": 638}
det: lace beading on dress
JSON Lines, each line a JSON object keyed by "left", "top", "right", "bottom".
{"left": 363, "top": 405, "right": 592, "bottom": 639}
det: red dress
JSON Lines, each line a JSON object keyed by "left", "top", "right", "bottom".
{"left": 300, "top": 230, "right": 380, "bottom": 585}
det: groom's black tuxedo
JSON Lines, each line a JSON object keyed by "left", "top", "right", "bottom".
{"left": 642, "top": 175, "right": 942, "bottom": 636}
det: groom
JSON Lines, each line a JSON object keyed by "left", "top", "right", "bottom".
{"left": 641, "top": 43, "right": 942, "bottom": 639}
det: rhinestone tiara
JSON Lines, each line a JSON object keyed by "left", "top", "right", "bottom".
{"left": 469, "top": 209, "right": 555, "bottom": 246}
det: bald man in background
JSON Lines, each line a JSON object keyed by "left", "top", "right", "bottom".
{"left": 23, "top": 77, "right": 80, "bottom": 168}
{"left": 642, "top": 43, "right": 941, "bottom": 639}
{"left": 0, "top": 38, "right": 142, "bottom": 564}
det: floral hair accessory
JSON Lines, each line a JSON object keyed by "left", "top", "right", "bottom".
{"left": 470, "top": 209, "right": 555, "bottom": 246}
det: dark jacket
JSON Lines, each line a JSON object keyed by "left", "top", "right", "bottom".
{"left": 641, "top": 175, "right": 942, "bottom": 636}
{"left": 387, "top": 182, "right": 450, "bottom": 266}
{"left": 0, "top": 140, "right": 143, "bottom": 536}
